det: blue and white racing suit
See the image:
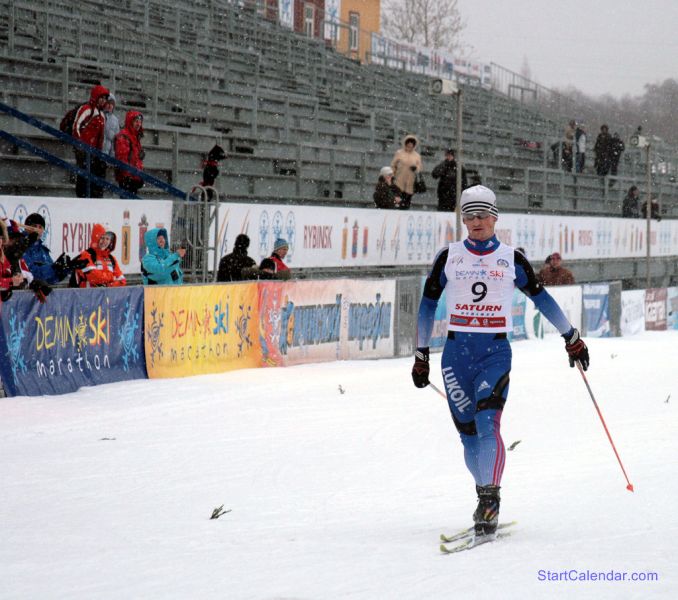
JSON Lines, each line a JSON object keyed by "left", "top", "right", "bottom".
{"left": 416, "top": 235, "right": 574, "bottom": 487}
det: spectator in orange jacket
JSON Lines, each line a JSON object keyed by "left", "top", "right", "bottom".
{"left": 537, "top": 252, "right": 575, "bottom": 286}
{"left": 73, "top": 84, "right": 110, "bottom": 198}
{"left": 114, "top": 111, "right": 145, "bottom": 194}
{"left": 71, "top": 224, "right": 126, "bottom": 288}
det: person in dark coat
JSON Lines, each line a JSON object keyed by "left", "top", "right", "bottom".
{"left": 622, "top": 186, "right": 640, "bottom": 218}
{"left": 610, "top": 133, "right": 625, "bottom": 176}
{"left": 198, "top": 144, "right": 227, "bottom": 202}
{"left": 258, "top": 257, "right": 278, "bottom": 280}
{"left": 201, "top": 145, "right": 227, "bottom": 187}
{"left": 373, "top": 166, "right": 402, "bottom": 209}
{"left": 217, "top": 234, "right": 257, "bottom": 282}
{"left": 594, "top": 125, "right": 613, "bottom": 176}
{"left": 431, "top": 148, "right": 468, "bottom": 211}
{"left": 642, "top": 197, "right": 661, "bottom": 221}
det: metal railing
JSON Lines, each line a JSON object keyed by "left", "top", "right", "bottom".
{"left": 0, "top": 100, "right": 188, "bottom": 199}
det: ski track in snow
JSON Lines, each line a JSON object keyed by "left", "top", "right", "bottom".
{"left": 1, "top": 331, "right": 676, "bottom": 599}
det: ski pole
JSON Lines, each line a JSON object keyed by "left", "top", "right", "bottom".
{"left": 576, "top": 361, "right": 634, "bottom": 492}
{"left": 429, "top": 382, "right": 447, "bottom": 400}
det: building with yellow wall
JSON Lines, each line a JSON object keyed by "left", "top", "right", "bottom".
{"left": 335, "top": 0, "right": 380, "bottom": 63}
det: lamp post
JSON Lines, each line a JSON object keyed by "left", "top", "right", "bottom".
{"left": 428, "top": 77, "right": 462, "bottom": 240}
{"left": 645, "top": 143, "right": 652, "bottom": 289}
{"left": 454, "top": 88, "right": 463, "bottom": 241}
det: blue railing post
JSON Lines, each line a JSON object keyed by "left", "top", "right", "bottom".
{"left": 85, "top": 150, "right": 92, "bottom": 198}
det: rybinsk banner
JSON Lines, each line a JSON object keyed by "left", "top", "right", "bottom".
{"left": 215, "top": 202, "right": 678, "bottom": 270}
{"left": 0, "top": 196, "right": 173, "bottom": 275}
{"left": 2, "top": 196, "right": 676, "bottom": 274}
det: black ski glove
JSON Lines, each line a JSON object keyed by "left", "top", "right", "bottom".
{"left": 53, "top": 252, "right": 70, "bottom": 279}
{"left": 69, "top": 257, "right": 90, "bottom": 271}
{"left": 411, "top": 347, "right": 430, "bottom": 388}
{"left": 29, "top": 279, "right": 52, "bottom": 304}
{"left": 563, "top": 328, "right": 589, "bottom": 371}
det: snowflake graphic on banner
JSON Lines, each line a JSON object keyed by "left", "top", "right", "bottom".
{"left": 146, "top": 302, "right": 164, "bottom": 367}
{"left": 74, "top": 313, "right": 89, "bottom": 351}
{"left": 118, "top": 299, "right": 141, "bottom": 372}
{"left": 6, "top": 309, "right": 28, "bottom": 383}
{"left": 235, "top": 303, "right": 253, "bottom": 356}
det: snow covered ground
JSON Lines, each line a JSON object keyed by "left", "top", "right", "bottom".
{"left": 1, "top": 331, "right": 676, "bottom": 599}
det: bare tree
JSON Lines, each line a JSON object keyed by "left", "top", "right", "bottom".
{"left": 382, "top": 0, "right": 466, "bottom": 54}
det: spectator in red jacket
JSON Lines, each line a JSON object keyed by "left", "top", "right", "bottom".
{"left": 0, "top": 227, "right": 32, "bottom": 300}
{"left": 73, "top": 84, "right": 110, "bottom": 198}
{"left": 269, "top": 238, "right": 291, "bottom": 279}
{"left": 71, "top": 224, "right": 126, "bottom": 288}
{"left": 114, "top": 110, "right": 145, "bottom": 194}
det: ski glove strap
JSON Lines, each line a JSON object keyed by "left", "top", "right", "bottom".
{"left": 563, "top": 328, "right": 590, "bottom": 371}
{"left": 412, "top": 347, "right": 430, "bottom": 388}
{"left": 29, "top": 279, "right": 52, "bottom": 304}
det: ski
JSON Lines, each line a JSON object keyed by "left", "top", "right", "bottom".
{"left": 439, "top": 520, "right": 517, "bottom": 544}
{"left": 440, "top": 531, "right": 511, "bottom": 554}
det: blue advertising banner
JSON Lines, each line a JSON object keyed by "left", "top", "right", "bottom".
{"left": 0, "top": 287, "right": 146, "bottom": 397}
{"left": 583, "top": 284, "right": 611, "bottom": 338}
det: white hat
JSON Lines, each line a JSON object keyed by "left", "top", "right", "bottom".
{"left": 460, "top": 185, "right": 498, "bottom": 217}
{"left": 379, "top": 166, "right": 394, "bottom": 177}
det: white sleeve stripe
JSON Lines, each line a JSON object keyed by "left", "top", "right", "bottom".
{"left": 74, "top": 107, "right": 92, "bottom": 132}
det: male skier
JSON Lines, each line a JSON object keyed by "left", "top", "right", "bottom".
{"left": 411, "top": 185, "right": 590, "bottom": 542}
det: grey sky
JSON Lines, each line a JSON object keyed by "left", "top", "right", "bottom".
{"left": 457, "top": 0, "right": 678, "bottom": 98}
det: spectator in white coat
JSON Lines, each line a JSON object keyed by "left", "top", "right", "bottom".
{"left": 102, "top": 93, "right": 121, "bottom": 156}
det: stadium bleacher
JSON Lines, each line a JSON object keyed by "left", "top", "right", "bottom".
{"left": 1, "top": 0, "right": 677, "bottom": 219}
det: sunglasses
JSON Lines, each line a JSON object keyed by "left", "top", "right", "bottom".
{"left": 462, "top": 211, "right": 492, "bottom": 221}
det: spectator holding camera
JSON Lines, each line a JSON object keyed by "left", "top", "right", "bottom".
{"left": 114, "top": 111, "right": 145, "bottom": 194}
{"left": 141, "top": 228, "right": 185, "bottom": 285}
{"left": 21, "top": 213, "right": 85, "bottom": 285}
{"left": 0, "top": 219, "right": 52, "bottom": 303}
{"left": 391, "top": 134, "right": 422, "bottom": 209}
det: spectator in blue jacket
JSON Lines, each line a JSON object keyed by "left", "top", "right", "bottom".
{"left": 141, "top": 227, "right": 185, "bottom": 285}
{"left": 22, "top": 213, "right": 82, "bottom": 284}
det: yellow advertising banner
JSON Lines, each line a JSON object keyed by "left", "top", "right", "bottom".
{"left": 144, "top": 283, "right": 261, "bottom": 378}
